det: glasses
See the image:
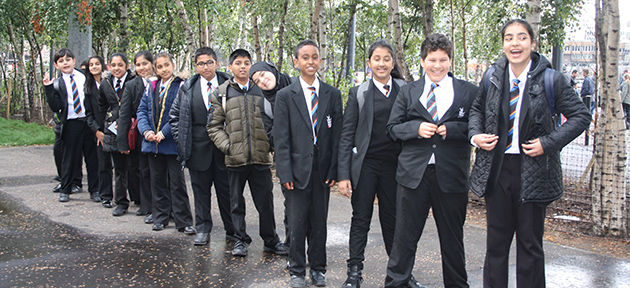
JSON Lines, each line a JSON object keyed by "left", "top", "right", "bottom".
{"left": 196, "top": 60, "right": 215, "bottom": 68}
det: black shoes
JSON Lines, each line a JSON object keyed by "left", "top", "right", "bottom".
{"left": 143, "top": 214, "right": 154, "bottom": 224}
{"left": 58, "top": 193, "right": 70, "bottom": 202}
{"left": 112, "top": 206, "right": 127, "bottom": 216}
{"left": 102, "top": 200, "right": 113, "bottom": 208}
{"left": 71, "top": 185, "right": 82, "bottom": 194}
{"left": 342, "top": 265, "right": 363, "bottom": 288}
{"left": 53, "top": 183, "right": 62, "bottom": 193}
{"left": 263, "top": 242, "right": 288, "bottom": 256}
{"left": 290, "top": 275, "right": 306, "bottom": 288}
{"left": 310, "top": 270, "right": 326, "bottom": 287}
{"left": 178, "top": 226, "right": 197, "bottom": 235}
{"left": 90, "top": 192, "right": 101, "bottom": 202}
{"left": 135, "top": 210, "right": 150, "bottom": 216}
{"left": 152, "top": 223, "right": 167, "bottom": 231}
{"left": 225, "top": 232, "right": 237, "bottom": 242}
{"left": 232, "top": 240, "right": 248, "bottom": 257}
{"left": 408, "top": 275, "right": 427, "bottom": 288}
{"left": 194, "top": 232, "right": 210, "bottom": 246}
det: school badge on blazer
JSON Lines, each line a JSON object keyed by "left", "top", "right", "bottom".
{"left": 326, "top": 115, "right": 332, "bottom": 128}
{"left": 458, "top": 107, "right": 465, "bottom": 118}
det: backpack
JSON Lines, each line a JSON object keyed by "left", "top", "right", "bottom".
{"left": 357, "top": 78, "right": 407, "bottom": 113}
{"left": 484, "top": 65, "right": 557, "bottom": 116}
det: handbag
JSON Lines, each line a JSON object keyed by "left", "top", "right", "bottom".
{"left": 102, "top": 133, "right": 118, "bottom": 153}
{"left": 128, "top": 117, "right": 138, "bottom": 151}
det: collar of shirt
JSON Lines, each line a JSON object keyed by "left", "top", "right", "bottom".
{"left": 234, "top": 79, "right": 250, "bottom": 91}
{"left": 373, "top": 76, "right": 392, "bottom": 97}
{"left": 201, "top": 75, "right": 219, "bottom": 92}
{"left": 420, "top": 73, "right": 454, "bottom": 120}
{"left": 299, "top": 76, "right": 320, "bottom": 96}
{"left": 508, "top": 60, "right": 532, "bottom": 92}
{"left": 114, "top": 72, "right": 128, "bottom": 88}
{"left": 505, "top": 60, "right": 532, "bottom": 155}
{"left": 159, "top": 76, "right": 173, "bottom": 90}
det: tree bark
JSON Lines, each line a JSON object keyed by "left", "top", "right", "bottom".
{"left": 174, "top": 0, "right": 198, "bottom": 57}
{"left": 592, "top": 0, "right": 627, "bottom": 238}
{"left": 119, "top": 1, "right": 130, "bottom": 54}
{"left": 390, "top": 0, "right": 413, "bottom": 81}
{"left": 525, "top": 0, "right": 542, "bottom": 48}
{"left": 7, "top": 23, "right": 31, "bottom": 122}
{"left": 252, "top": 15, "right": 262, "bottom": 62}
{"left": 199, "top": 3, "right": 210, "bottom": 47}
{"left": 310, "top": 0, "right": 325, "bottom": 41}
{"left": 422, "top": 0, "right": 434, "bottom": 37}
{"left": 318, "top": 5, "right": 328, "bottom": 79}
{"left": 276, "top": 0, "right": 290, "bottom": 72}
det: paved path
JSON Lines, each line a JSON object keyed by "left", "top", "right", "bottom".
{"left": 0, "top": 146, "right": 628, "bottom": 287}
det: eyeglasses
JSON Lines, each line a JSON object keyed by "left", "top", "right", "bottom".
{"left": 196, "top": 60, "right": 215, "bottom": 68}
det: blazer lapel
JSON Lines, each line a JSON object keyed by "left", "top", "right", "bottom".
{"left": 192, "top": 80, "right": 206, "bottom": 110}
{"left": 316, "top": 83, "right": 330, "bottom": 135}
{"left": 291, "top": 83, "right": 312, "bottom": 129}
{"left": 359, "top": 84, "right": 375, "bottom": 134}
{"left": 409, "top": 80, "right": 433, "bottom": 121}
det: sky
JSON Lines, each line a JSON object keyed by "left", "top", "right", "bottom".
{"left": 569, "top": 0, "right": 630, "bottom": 41}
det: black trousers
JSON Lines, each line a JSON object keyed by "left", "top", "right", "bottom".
{"left": 483, "top": 155, "right": 546, "bottom": 288}
{"left": 229, "top": 165, "right": 279, "bottom": 246}
{"left": 54, "top": 127, "right": 82, "bottom": 186}
{"left": 148, "top": 154, "right": 192, "bottom": 229}
{"left": 385, "top": 165, "right": 468, "bottom": 288}
{"left": 138, "top": 152, "right": 152, "bottom": 214}
{"left": 623, "top": 103, "right": 630, "bottom": 129}
{"left": 189, "top": 160, "right": 233, "bottom": 234}
{"left": 60, "top": 119, "right": 98, "bottom": 195}
{"left": 347, "top": 158, "right": 397, "bottom": 269}
{"left": 111, "top": 152, "right": 140, "bottom": 208}
{"left": 96, "top": 145, "right": 113, "bottom": 200}
{"left": 287, "top": 153, "right": 330, "bottom": 276}
{"left": 126, "top": 149, "right": 141, "bottom": 203}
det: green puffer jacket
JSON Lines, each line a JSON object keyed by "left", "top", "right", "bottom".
{"left": 207, "top": 79, "right": 272, "bottom": 167}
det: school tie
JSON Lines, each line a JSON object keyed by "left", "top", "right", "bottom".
{"left": 506, "top": 79, "right": 521, "bottom": 152}
{"left": 114, "top": 79, "right": 122, "bottom": 99}
{"left": 207, "top": 81, "right": 213, "bottom": 110}
{"left": 308, "top": 86, "right": 318, "bottom": 144}
{"left": 70, "top": 75, "right": 81, "bottom": 114}
{"left": 158, "top": 85, "right": 166, "bottom": 107}
{"left": 383, "top": 84, "right": 390, "bottom": 98}
{"left": 426, "top": 83, "right": 438, "bottom": 121}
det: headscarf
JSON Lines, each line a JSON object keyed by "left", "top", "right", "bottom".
{"left": 249, "top": 61, "right": 292, "bottom": 104}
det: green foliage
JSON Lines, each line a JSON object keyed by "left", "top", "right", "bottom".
{"left": 0, "top": 117, "right": 55, "bottom": 146}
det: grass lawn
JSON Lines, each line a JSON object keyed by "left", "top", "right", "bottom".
{"left": 0, "top": 117, "right": 55, "bottom": 146}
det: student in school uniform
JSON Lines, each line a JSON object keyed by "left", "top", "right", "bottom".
{"left": 170, "top": 47, "right": 235, "bottom": 246}
{"left": 207, "top": 49, "right": 287, "bottom": 256}
{"left": 273, "top": 40, "right": 343, "bottom": 288}
{"left": 43, "top": 48, "right": 99, "bottom": 203}
{"left": 84, "top": 55, "right": 107, "bottom": 204}
{"left": 337, "top": 40, "right": 422, "bottom": 288}
{"left": 469, "top": 19, "right": 590, "bottom": 287}
{"left": 97, "top": 53, "right": 139, "bottom": 217}
{"left": 136, "top": 52, "right": 194, "bottom": 234}
{"left": 384, "top": 33, "right": 477, "bottom": 288}
{"left": 118, "top": 51, "right": 156, "bottom": 223}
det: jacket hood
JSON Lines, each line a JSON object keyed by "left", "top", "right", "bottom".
{"left": 492, "top": 52, "right": 551, "bottom": 79}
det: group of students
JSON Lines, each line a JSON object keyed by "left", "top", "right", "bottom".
{"left": 43, "top": 18, "right": 590, "bottom": 288}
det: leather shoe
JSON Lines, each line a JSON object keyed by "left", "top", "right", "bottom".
{"left": 112, "top": 206, "right": 127, "bottom": 216}
{"left": 225, "top": 232, "right": 237, "bottom": 242}
{"left": 71, "top": 185, "right": 82, "bottom": 194}
{"left": 408, "top": 275, "right": 427, "bottom": 288}
{"left": 263, "top": 242, "right": 288, "bottom": 255}
{"left": 178, "top": 226, "right": 197, "bottom": 235}
{"left": 290, "top": 275, "right": 306, "bottom": 288}
{"left": 53, "top": 175, "right": 61, "bottom": 182}
{"left": 58, "top": 193, "right": 70, "bottom": 202}
{"left": 310, "top": 270, "right": 326, "bottom": 287}
{"left": 232, "top": 240, "right": 248, "bottom": 257}
{"left": 90, "top": 192, "right": 101, "bottom": 202}
{"left": 152, "top": 223, "right": 167, "bottom": 231}
{"left": 143, "top": 214, "right": 154, "bottom": 224}
{"left": 135, "top": 210, "right": 150, "bottom": 216}
{"left": 193, "top": 232, "right": 210, "bottom": 246}
{"left": 102, "top": 200, "right": 113, "bottom": 208}
{"left": 342, "top": 265, "right": 362, "bottom": 288}
{"left": 53, "top": 183, "right": 62, "bottom": 193}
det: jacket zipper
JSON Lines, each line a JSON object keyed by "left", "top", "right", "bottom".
{"left": 244, "top": 91, "right": 252, "bottom": 164}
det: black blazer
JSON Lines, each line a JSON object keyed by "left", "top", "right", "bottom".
{"left": 386, "top": 74, "right": 477, "bottom": 192}
{"left": 98, "top": 71, "right": 136, "bottom": 135}
{"left": 44, "top": 69, "right": 85, "bottom": 137}
{"left": 117, "top": 76, "right": 145, "bottom": 151}
{"left": 337, "top": 80, "right": 403, "bottom": 187}
{"left": 273, "top": 79, "right": 343, "bottom": 190}
{"left": 84, "top": 79, "right": 102, "bottom": 134}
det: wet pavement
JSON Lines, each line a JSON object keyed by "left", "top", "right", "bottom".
{"left": 0, "top": 146, "right": 629, "bottom": 287}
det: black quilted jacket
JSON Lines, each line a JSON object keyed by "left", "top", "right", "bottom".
{"left": 468, "top": 53, "right": 590, "bottom": 203}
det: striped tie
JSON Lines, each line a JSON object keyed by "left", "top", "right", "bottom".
{"left": 207, "top": 81, "right": 213, "bottom": 110}
{"left": 158, "top": 85, "right": 166, "bottom": 107}
{"left": 308, "top": 86, "right": 318, "bottom": 144}
{"left": 115, "top": 79, "right": 122, "bottom": 99}
{"left": 70, "top": 75, "right": 81, "bottom": 114}
{"left": 506, "top": 79, "right": 521, "bottom": 152}
{"left": 426, "top": 83, "right": 438, "bottom": 121}
{"left": 384, "top": 84, "right": 390, "bottom": 98}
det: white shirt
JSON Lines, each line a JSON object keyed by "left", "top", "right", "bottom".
{"left": 505, "top": 60, "right": 532, "bottom": 154}
{"left": 373, "top": 76, "right": 393, "bottom": 98}
{"left": 419, "top": 74, "right": 454, "bottom": 164}
{"left": 299, "top": 76, "right": 321, "bottom": 144}
{"left": 113, "top": 72, "right": 128, "bottom": 93}
{"left": 200, "top": 75, "right": 219, "bottom": 109}
{"left": 63, "top": 70, "right": 86, "bottom": 119}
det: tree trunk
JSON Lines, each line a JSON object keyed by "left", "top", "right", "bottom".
{"left": 318, "top": 5, "right": 328, "bottom": 79}
{"left": 450, "top": 0, "right": 456, "bottom": 72}
{"left": 7, "top": 23, "right": 30, "bottom": 122}
{"left": 276, "top": 0, "right": 290, "bottom": 72}
{"left": 252, "top": 15, "right": 262, "bottom": 62}
{"left": 208, "top": 12, "right": 215, "bottom": 48}
{"left": 310, "top": 0, "right": 324, "bottom": 41}
{"left": 422, "top": 0, "right": 434, "bottom": 37}
{"left": 525, "top": 0, "right": 542, "bottom": 48}
{"left": 119, "top": 1, "right": 130, "bottom": 54}
{"left": 390, "top": 0, "right": 413, "bottom": 81}
{"left": 174, "top": 0, "right": 198, "bottom": 56}
{"left": 592, "top": 0, "right": 627, "bottom": 238}
{"left": 461, "top": 0, "right": 469, "bottom": 81}
{"left": 386, "top": 0, "right": 393, "bottom": 42}
{"left": 199, "top": 3, "right": 210, "bottom": 47}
